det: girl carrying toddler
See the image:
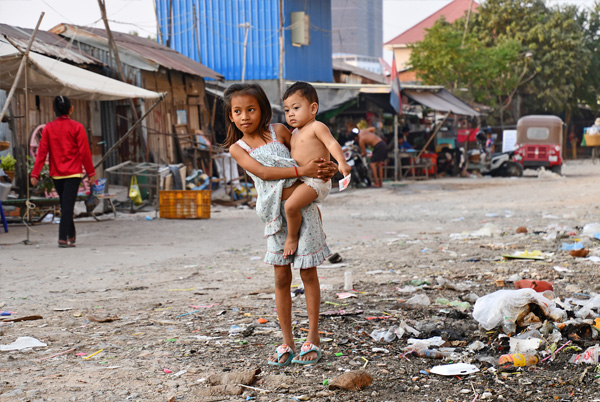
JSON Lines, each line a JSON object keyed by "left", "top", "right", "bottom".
{"left": 222, "top": 83, "right": 335, "bottom": 366}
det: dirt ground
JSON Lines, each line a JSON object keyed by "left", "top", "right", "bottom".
{"left": 2, "top": 160, "right": 600, "bottom": 402}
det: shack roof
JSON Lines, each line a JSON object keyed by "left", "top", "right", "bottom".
{"left": 50, "top": 24, "right": 224, "bottom": 81}
{"left": 332, "top": 60, "right": 388, "bottom": 84}
{"left": 0, "top": 23, "right": 101, "bottom": 65}
{"left": 384, "top": 0, "right": 479, "bottom": 49}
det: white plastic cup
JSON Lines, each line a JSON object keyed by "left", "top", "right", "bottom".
{"left": 344, "top": 271, "right": 353, "bottom": 291}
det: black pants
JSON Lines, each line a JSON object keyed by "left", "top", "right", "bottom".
{"left": 53, "top": 177, "right": 81, "bottom": 242}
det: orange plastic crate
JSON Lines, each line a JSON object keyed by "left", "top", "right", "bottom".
{"left": 159, "top": 190, "right": 211, "bottom": 219}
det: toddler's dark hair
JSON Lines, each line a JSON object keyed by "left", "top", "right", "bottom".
{"left": 221, "top": 83, "right": 272, "bottom": 148}
{"left": 53, "top": 96, "right": 72, "bottom": 117}
{"left": 283, "top": 81, "right": 319, "bottom": 106}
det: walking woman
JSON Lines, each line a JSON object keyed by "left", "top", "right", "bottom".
{"left": 30, "top": 96, "right": 96, "bottom": 248}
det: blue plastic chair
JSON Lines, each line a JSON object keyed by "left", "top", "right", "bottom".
{"left": 0, "top": 200, "right": 7, "bottom": 233}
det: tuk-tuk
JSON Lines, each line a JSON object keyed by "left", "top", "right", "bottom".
{"left": 514, "top": 115, "right": 564, "bottom": 174}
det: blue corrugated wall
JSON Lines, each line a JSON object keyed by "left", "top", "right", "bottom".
{"left": 155, "top": 0, "right": 332, "bottom": 82}
{"left": 282, "top": 0, "right": 332, "bottom": 82}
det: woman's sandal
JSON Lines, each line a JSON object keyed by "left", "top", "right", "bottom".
{"left": 267, "top": 344, "right": 295, "bottom": 367}
{"left": 68, "top": 236, "right": 76, "bottom": 245}
{"left": 58, "top": 240, "right": 76, "bottom": 248}
{"left": 291, "top": 341, "right": 322, "bottom": 365}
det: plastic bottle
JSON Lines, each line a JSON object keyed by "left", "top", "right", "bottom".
{"left": 498, "top": 353, "right": 539, "bottom": 367}
{"left": 344, "top": 271, "right": 353, "bottom": 291}
{"left": 412, "top": 349, "right": 450, "bottom": 359}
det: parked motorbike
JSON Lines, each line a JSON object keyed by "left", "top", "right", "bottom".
{"left": 338, "top": 141, "right": 371, "bottom": 187}
{"left": 465, "top": 132, "right": 523, "bottom": 177}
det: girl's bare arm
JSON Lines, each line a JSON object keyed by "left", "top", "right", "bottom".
{"left": 230, "top": 144, "right": 334, "bottom": 180}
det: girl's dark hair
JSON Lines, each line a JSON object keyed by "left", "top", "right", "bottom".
{"left": 53, "top": 96, "right": 72, "bottom": 117}
{"left": 221, "top": 83, "right": 272, "bottom": 148}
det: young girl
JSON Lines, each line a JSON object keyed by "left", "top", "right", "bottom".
{"left": 223, "top": 83, "right": 334, "bottom": 366}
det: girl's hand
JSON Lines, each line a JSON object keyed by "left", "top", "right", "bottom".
{"left": 318, "top": 159, "right": 338, "bottom": 180}
{"left": 301, "top": 158, "right": 337, "bottom": 180}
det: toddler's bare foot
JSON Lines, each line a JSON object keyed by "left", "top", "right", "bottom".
{"left": 283, "top": 236, "right": 298, "bottom": 258}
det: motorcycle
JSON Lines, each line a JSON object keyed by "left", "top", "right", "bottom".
{"left": 465, "top": 131, "right": 523, "bottom": 177}
{"left": 338, "top": 141, "right": 372, "bottom": 187}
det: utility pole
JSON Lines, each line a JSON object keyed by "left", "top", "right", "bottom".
{"left": 461, "top": 0, "right": 475, "bottom": 48}
{"left": 97, "top": 0, "right": 145, "bottom": 159}
{"left": 238, "top": 22, "right": 251, "bottom": 82}
{"left": 193, "top": 1, "right": 202, "bottom": 64}
{"left": 152, "top": 0, "right": 163, "bottom": 44}
{"left": 278, "top": 0, "right": 284, "bottom": 106}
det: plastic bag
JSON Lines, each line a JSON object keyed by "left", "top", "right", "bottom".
{"left": 472, "top": 288, "right": 557, "bottom": 334}
{"left": 129, "top": 176, "right": 142, "bottom": 206}
{"left": 569, "top": 344, "right": 600, "bottom": 364}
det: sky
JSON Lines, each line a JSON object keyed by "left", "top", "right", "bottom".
{"left": 0, "top": 0, "right": 597, "bottom": 64}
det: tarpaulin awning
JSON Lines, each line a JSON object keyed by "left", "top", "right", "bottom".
{"left": 298, "top": 82, "right": 480, "bottom": 117}
{"left": 403, "top": 88, "right": 479, "bottom": 117}
{"left": 0, "top": 41, "right": 163, "bottom": 101}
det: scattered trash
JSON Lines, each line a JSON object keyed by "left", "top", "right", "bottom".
{"left": 405, "top": 336, "right": 445, "bottom": 352}
{"left": 503, "top": 250, "right": 546, "bottom": 260}
{"left": 569, "top": 344, "right": 599, "bottom": 364}
{"left": 514, "top": 279, "right": 554, "bottom": 292}
{"left": 561, "top": 242, "right": 584, "bottom": 251}
{"left": 344, "top": 271, "right": 353, "bottom": 291}
{"left": 473, "top": 288, "right": 566, "bottom": 334}
{"left": 429, "top": 363, "right": 479, "bottom": 376}
{"left": 570, "top": 249, "right": 590, "bottom": 258}
{"left": 87, "top": 314, "right": 119, "bottom": 323}
{"left": 329, "top": 370, "right": 373, "bottom": 391}
{"left": 509, "top": 337, "right": 542, "bottom": 354}
{"left": 0, "top": 314, "right": 42, "bottom": 323}
{"left": 328, "top": 253, "right": 343, "bottom": 264}
{"left": 499, "top": 352, "right": 539, "bottom": 368}
{"left": 411, "top": 349, "right": 450, "bottom": 359}
{"left": 406, "top": 293, "right": 430, "bottom": 306}
{"left": 0, "top": 337, "right": 47, "bottom": 351}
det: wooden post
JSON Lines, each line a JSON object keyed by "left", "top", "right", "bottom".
{"left": 97, "top": 0, "right": 146, "bottom": 162}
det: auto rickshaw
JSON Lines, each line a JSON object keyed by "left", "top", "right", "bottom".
{"left": 513, "top": 115, "right": 564, "bottom": 175}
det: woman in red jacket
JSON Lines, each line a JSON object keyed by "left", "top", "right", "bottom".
{"left": 30, "top": 96, "right": 96, "bottom": 248}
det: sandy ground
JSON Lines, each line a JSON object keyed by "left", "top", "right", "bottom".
{"left": 1, "top": 160, "right": 600, "bottom": 401}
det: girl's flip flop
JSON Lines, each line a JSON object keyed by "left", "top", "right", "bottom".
{"left": 291, "top": 341, "right": 322, "bottom": 365}
{"left": 267, "top": 344, "right": 295, "bottom": 367}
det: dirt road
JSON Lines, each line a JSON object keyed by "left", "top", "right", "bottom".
{"left": 1, "top": 161, "right": 600, "bottom": 401}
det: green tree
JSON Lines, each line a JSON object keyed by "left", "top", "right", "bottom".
{"left": 408, "top": 0, "right": 600, "bottom": 125}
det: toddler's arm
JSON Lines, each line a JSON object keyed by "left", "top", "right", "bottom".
{"left": 314, "top": 122, "right": 352, "bottom": 177}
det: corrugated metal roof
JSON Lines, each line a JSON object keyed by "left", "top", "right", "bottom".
{"left": 0, "top": 23, "right": 101, "bottom": 65}
{"left": 50, "top": 24, "right": 223, "bottom": 81}
{"left": 332, "top": 60, "right": 387, "bottom": 84}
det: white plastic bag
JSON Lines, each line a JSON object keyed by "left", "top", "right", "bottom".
{"left": 472, "top": 288, "right": 557, "bottom": 333}
{"left": 569, "top": 344, "right": 600, "bottom": 364}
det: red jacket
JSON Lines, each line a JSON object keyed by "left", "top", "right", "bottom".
{"left": 31, "top": 116, "right": 96, "bottom": 180}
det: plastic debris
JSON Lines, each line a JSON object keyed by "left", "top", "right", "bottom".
{"left": 406, "top": 293, "right": 430, "bottom": 306}
{"left": 430, "top": 363, "right": 479, "bottom": 376}
{"left": 0, "top": 337, "right": 47, "bottom": 351}
{"left": 569, "top": 344, "right": 600, "bottom": 364}
{"left": 472, "top": 288, "right": 565, "bottom": 334}
{"left": 514, "top": 279, "right": 554, "bottom": 292}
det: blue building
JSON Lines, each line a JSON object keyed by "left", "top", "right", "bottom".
{"left": 155, "top": 0, "right": 333, "bottom": 86}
